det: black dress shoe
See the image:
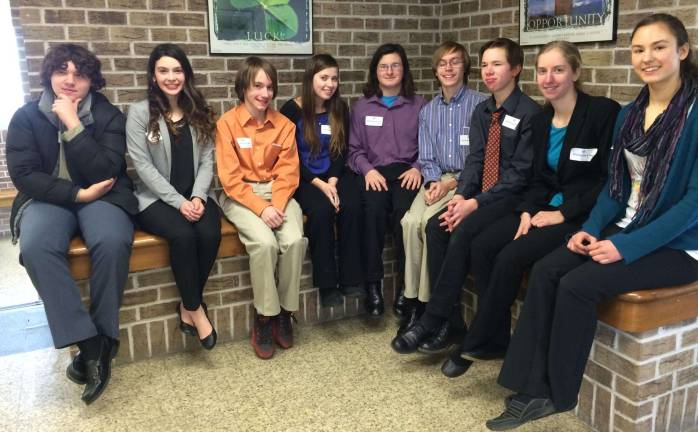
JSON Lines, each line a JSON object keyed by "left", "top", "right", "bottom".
{"left": 392, "top": 277, "right": 407, "bottom": 317}
{"left": 81, "top": 337, "right": 114, "bottom": 405}
{"left": 418, "top": 320, "right": 462, "bottom": 354}
{"left": 396, "top": 301, "right": 424, "bottom": 335}
{"left": 391, "top": 322, "right": 434, "bottom": 354}
{"left": 176, "top": 302, "right": 197, "bottom": 336}
{"left": 364, "top": 282, "right": 384, "bottom": 316}
{"left": 441, "top": 351, "right": 473, "bottom": 378}
{"left": 199, "top": 303, "right": 217, "bottom": 350}
{"left": 486, "top": 396, "right": 559, "bottom": 431}
{"left": 66, "top": 352, "right": 87, "bottom": 385}
{"left": 67, "top": 339, "right": 120, "bottom": 385}
{"left": 461, "top": 347, "right": 507, "bottom": 361}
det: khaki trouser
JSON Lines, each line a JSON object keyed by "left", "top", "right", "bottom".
{"left": 401, "top": 173, "right": 457, "bottom": 302}
{"left": 220, "top": 182, "right": 308, "bottom": 316}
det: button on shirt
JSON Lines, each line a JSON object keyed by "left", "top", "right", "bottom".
{"left": 215, "top": 105, "right": 299, "bottom": 216}
{"left": 419, "top": 86, "right": 486, "bottom": 185}
{"left": 456, "top": 86, "right": 541, "bottom": 207}
{"left": 348, "top": 94, "right": 427, "bottom": 175}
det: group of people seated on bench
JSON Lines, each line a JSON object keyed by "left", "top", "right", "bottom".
{"left": 5, "top": 11, "right": 698, "bottom": 430}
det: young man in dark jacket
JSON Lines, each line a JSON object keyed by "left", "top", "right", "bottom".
{"left": 6, "top": 44, "right": 137, "bottom": 404}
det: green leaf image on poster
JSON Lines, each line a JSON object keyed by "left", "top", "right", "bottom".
{"left": 209, "top": 0, "right": 312, "bottom": 54}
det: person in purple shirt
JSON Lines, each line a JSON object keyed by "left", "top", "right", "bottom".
{"left": 347, "top": 43, "right": 427, "bottom": 316}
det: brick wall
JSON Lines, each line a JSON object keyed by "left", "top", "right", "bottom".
{"left": 441, "top": 0, "right": 698, "bottom": 103}
{"left": 9, "top": 0, "right": 443, "bottom": 114}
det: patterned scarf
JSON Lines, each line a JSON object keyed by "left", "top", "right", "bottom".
{"left": 609, "top": 80, "right": 698, "bottom": 224}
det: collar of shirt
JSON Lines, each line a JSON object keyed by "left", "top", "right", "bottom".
{"left": 438, "top": 85, "right": 467, "bottom": 106}
{"left": 484, "top": 85, "right": 523, "bottom": 116}
{"left": 366, "top": 94, "right": 409, "bottom": 109}
{"left": 236, "top": 104, "right": 279, "bottom": 129}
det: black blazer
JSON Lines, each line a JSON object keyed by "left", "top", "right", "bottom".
{"left": 517, "top": 91, "right": 620, "bottom": 222}
{"left": 7, "top": 91, "right": 138, "bottom": 239}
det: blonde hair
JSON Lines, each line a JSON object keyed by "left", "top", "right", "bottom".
{"left": 535, "top": 40, "right": 582, "bottom": 90}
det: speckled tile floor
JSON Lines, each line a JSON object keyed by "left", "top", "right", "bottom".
{"left": 0, "top": 317, "right": 591, "bottom": 432}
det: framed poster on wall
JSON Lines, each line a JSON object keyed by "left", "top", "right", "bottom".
{"left": 519, "top": 0, "right": 617, "bottom": 46}
{"left": 208, "top": 0, "right": 312, "bottom": 54}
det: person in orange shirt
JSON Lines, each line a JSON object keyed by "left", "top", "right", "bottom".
{"left": 216, "top": 57, "right": 308, "bottom": 360}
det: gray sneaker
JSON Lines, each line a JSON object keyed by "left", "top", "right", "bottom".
{"left": 486, "top": 397, "right": 557, "bottom": 431}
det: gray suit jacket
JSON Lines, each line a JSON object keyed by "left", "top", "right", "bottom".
{"left": 125, "top": 99, "right": 216, "bottom": 212}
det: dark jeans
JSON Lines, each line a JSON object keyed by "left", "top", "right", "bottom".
{"left": 498, "top": 226, "right": 698, "bottom": 410}
{"left": 463, "top": 212, "right": 580, "bottom": 352}
{"left": 424, "top": 196, "right": 521, "bottom": 319}
{"left": 20, "top": 200, "right": 133, "bottom": 348}
{"left": 359, "top": 163, "right": 419, "bottom": 283}
{"left": 294, "top": 171, "right": 363, "bottom": 288}
{"left": 137, "top": 199, "right": 221, "bottom": 310}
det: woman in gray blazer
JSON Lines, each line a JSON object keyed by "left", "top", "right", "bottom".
{"left": 126, "top": 44, "right": 220, "bottom": 350}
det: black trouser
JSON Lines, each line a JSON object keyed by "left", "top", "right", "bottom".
{"left": 498, "top": 226, "right": 698, "bottom": 410}
{"left": 424, "top": 196, "right": 520, "bottom": 319}
{"left": 295, "top": 171, "right": 363, "bottom": 288}
{"left": 360, "top": 163, "right": 419, "bottom": 283}
{"left": 463, "top": 211, "right": 580, "bottom": 353}
{"left": 137, "top": 199, "right": 221, "bottom": 311}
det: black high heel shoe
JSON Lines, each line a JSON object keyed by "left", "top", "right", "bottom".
{"left": 176, "top": 303, "right": 197, "bottom": 336}
{"left": 198, "top": 303, "right": 217, "bottom": 350}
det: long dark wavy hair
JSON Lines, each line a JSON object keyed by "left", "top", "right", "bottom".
{"left": 300, "top": 54, "right": 348, "bottom": 158}
{"left": 146, "top": 44, "right": 216, "bottom": 146}
{"left": 363, "top": 43, "right": 416, "bottom": 98}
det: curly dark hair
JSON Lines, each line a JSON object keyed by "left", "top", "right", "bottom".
{"left": 40, "top": 43, "right": 106, "bottom": 92}
{"left": 363, "top": 43, "right": 416, "bottom": 98}
{"left": 146, "top": 44, "right": 216, "bottom": 146}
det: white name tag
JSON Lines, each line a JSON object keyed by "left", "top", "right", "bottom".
{"left": 570, "top": 147, "right": 597, "bottom": 162}
{"left": 365, "top": 116, "right": 383, "bottom": 127}
{"left": 320, "top": 124, "right": 332, "bottom": 135}
{"left": 502, "top": 115, "right": 520, "bottom": 130}
{"left": 236, "top": 137, "right": 252, "bottom": 148}
{"left": 459, "top": 135, "right": 469, "bottom": 146}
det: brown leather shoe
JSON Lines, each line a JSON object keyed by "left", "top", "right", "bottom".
{"left": 251, "top": 312, "right": 274, "bottom": 359}
{"left": 272, "top": 309, "right": 297, "bottom": 349}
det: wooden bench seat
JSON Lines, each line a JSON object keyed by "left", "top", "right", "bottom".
{"left": 67, "top": 217, "right": 245, "bottom": 280}
{"left": 0, "top": 188, "right": 17, "bottom": 208}
{"left": 598, "top": 281, "right": 698, "bottom": 332}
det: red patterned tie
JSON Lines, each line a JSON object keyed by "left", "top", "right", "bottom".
{"left": 482, "top": 110, "right": 503, "bottom": 192}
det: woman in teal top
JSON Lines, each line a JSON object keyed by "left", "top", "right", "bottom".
{"left": 487, "top": 15, "right": 698, "bottom": 431}
{"left": 439, "top": 41, "right": 619, "bottom": 378}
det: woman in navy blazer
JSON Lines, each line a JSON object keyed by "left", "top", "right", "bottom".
{"left": 126, "top": 44, "right": 220, "bottom": 350}
{"left": 486, "top": 15, "right": 698, "bottom": 431}
{"left": 439, "top": 41, "right": 619, "bottom": 377}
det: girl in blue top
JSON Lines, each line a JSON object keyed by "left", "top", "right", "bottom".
{"left": 280, "top": 54, "right": 363, "bottom": 308}
{"left": 487, "top": 14, "right": 698, "bottom": 431}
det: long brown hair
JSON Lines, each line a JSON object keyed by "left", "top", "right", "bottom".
{"left": 146, "top": 44, "right": 216, "bottom": 145}
{"left": 300, "top": 54, "right": 348, "bottom": 158}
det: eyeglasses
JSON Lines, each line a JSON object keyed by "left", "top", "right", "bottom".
{"left": 378, "top": 63, "right": 403, "bottom": 72}
{"left": 437, "top": 59, "right": 464, "bottom": 69}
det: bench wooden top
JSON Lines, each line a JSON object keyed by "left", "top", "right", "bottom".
{"left": 64, "top": 214, "right": 698, "bottom": 334}
{"left": 0, "top": 189, "right": 17, "bottom": 208}
{"left": 68, "top": 217, "right": 245, "bottom": 280}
